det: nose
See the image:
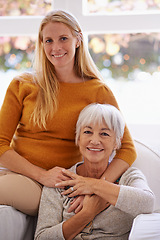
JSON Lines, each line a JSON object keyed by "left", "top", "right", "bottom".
{"left": 90, "top": 134, "right": 101, "bottom": 145}
{"left": 52, "top": 41, "right": 61, "bottom": 51}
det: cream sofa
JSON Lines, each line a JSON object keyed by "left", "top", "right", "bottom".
{"left": 129, "top": 140, "right": 160, "bottom": 239}
{"left": 0, "top": 139, "right": 160, "bottom": 240}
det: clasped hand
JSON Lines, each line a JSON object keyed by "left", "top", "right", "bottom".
{"left": 55, "top": 169, "right": 97, "bottom": 197}
{"left": 55, "top": 169, "right": 109, "bottom": 215}
{"left": 39, "top": 166, "right": 70, "bottom": 187}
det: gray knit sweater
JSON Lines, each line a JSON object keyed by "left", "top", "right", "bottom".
{"left": 34, "top": 164, "right": 155, "bottom": 240}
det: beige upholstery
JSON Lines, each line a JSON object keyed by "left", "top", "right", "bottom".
{"left": 133, "top": 140, "right": 160, "bottom": 211}
{"left": 129, "top": 140, "right": 160, "bottom": 240}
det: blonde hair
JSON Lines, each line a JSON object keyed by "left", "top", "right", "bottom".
{"left": 75, "top": 103, "right": 125, "bottom": 150}
{"left": 32, "top": 10, "right": 103, "bottom": 128}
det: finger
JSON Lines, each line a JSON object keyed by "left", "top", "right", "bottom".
{"left": 61, "top": 175, "right": 71, "bottom": 181}
{"left": 61, "top": 186, "right": 77, "bottom": 197}
{"left": 68, "top": 196, "right": 84, "bottom": 213}
{"left": 74, "top": 202, "right": 83, "bottom": 213}
{"left": 62, "top": 169, "right": 77, "bottom": 179}
{"left": 55, "top": 179, "right": 75, "bottom": 187}
{"left": 68, "top": 197, "right": 80, "bottom": 213}
{"left": 70, "top": 198, "right": 76, "bottom": 205}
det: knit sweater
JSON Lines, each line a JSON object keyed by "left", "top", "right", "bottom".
{"left": 34, "top": 164, "right": 155, "bottom": 240}
{"left": 0, "top": 76, "right": 136, "bottom": 170}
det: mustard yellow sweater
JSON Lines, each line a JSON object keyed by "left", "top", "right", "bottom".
{"left": 0, "top": 77, "right": 136, "bottom": 170}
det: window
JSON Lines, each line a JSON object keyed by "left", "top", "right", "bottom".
{"left": 0, "top": 0, "right": 52, "bottom": 16}
{"left": 0, "top": 0, "right": 160, "bottom": 126}
{"left": 0, "top": 0, "right": 53, "bottom": 105}
{"left": 85, "top": 0, "right": 160, "bottom": 14}
{"left": 88, "top": 32, "right": 160, "bottom": 124}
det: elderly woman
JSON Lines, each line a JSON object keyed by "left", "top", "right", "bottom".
{"left": 34, "top": 104, "right": 155, "bottom": 240}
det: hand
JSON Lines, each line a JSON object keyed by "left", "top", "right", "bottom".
{"left": 82, "top": 194, "right": 110, "bottom": 218}
{"left": 68, "top": 195, "right": 84, "bottom": 213}
{"left": 39, "top": 167, "right": 70, "bottom": 187}
{"left": 55, "top": 169, "right": 97, "bottom": 197}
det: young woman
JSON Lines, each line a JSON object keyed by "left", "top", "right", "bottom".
{"left": 0, "top": 10, "right": 136, "bottom": 216}
{"left": 35, "top": 104, "right": 154, "bottom": 240}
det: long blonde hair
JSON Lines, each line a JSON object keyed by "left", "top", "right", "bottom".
{"left": 32, "top": 10, "right": 103, "bottom": 128}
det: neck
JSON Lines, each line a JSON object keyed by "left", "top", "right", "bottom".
{"left": 77, "top": 161, "right": 108, "bottom": 179}
{"left": 55, "top": 66, "right": 82, "bottom": 83}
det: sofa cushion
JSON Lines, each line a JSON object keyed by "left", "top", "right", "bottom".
{"left": 133, "top": 140, "right": 160, "bottom": 211}
{"left": 0, "top": 205, "right": 36, "bottom": 240}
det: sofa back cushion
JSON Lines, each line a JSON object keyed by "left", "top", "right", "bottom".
{"left": 133, "top": 140, "right": 160, "bottom": 211}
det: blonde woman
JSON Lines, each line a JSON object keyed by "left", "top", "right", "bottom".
{"left": 35, "top": 104, "right": 154, "bottom": 240}
{"left": 0, "top": 10, "right": 136, "bottom": 216}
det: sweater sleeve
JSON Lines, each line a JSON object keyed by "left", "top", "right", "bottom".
{"left": 97, "top": 83, "right": 137, "bottom": 166}
{"left": 34, "top": 187, "right": 65, "bottom": 240}
{"left": 115, "top": 167, "right": 155, "bottom": 217}
{"left": 0, "top": 79, "right": 23, "bottom": 156}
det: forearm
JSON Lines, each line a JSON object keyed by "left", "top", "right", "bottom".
{"left": 0, "top": 149, "right": 46, "bottom": 183}
{"left": 101, "top": 158, "right": 129, "bottom": 183}
{"left": 63, "top": 209, "right": 93, "bottom": 240}
{"left": 91, "top": 179, "right": 120, "bottom": 206}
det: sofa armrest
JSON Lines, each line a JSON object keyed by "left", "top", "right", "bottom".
{"left": 0, "top": 205, "right": 36, "bottom": 240}
{"left": 129, "top": 213, "right": 160, "bottom": 240}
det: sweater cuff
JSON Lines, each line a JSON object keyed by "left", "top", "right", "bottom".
{"left": 0, "top": 146, "right": 12, "bottom": 157}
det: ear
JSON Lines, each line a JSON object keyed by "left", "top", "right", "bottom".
{"left": 76, "top": 43, "right": 80, "bottom": 48}
{"left": 77, "top": 137, "right": 80, "bottom": 146}
{"left": 114, "top": 144, "right": 118, "bottom": 151}
{"left": 115, "top": 137, "right": 123, "bottom": 150}
{"left": 114, "top": 140, "right": 119, "bottom": 150}
{"left": 76, "top": 32, "right": 82, "bottom": 48}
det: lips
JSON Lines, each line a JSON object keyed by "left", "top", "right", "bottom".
{"left": 87, "top": 147, "right": 104, "bottom": 152}
{"left": 52, "top": 53, "right": 66, "bottom": 58}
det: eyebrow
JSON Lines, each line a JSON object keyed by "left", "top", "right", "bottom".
{"left": 101, "top": 128, "right": 110, "bottom": 131}
{"left": 84, "top": 126, "right": 110, "bottom": 131}
{"left": 59, "top": 34, "right": 69, "bottom": 37}
{"left": 84, "top": 126, "right": 92, "bottom": 129}
{"left": 44, "top": 34, "right": 69, "bottom": 39}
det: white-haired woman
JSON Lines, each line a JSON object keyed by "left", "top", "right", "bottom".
{"left": 0, "top": 10, "right": 136, "bottom": 216}
{"left": 35, "top": 103, "right": 155, "bottom": 240}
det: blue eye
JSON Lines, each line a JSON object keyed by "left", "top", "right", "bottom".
{"left": 45, "top": 39, "right": 52, "bottom": 43}
{"left": 61, "top": 37, "right": 68, "bottom": 41}
{"left": 101, "top": 132, "right": 109, "bottom": 136}
{"left": 84, "top": 130, "right": 92, "bottom": 134}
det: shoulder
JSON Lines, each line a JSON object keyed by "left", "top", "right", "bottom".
{"left": 41, "top": 185, "right": 62, "bottom": 202}
{"left": 8, "top": 72, "right": 38, "bottom": 98}
{"left": 87, "top": 79, "right": 119, "bottom": 106}
{"left": 85, "top": 78, "right": 115, "bottom": 97}
{"left": 120, "top": 167, "right": 147, "bottom": 185}
{"left": 87, "top": 78, "right": 111, "bottom": 90}
{"left": 10, "top": 72, "right": 37, "bottom": 87}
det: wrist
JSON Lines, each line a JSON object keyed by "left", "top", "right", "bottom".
{"left": 35, "top": 167, "right": 47, "bottom": 185}
{"left": 92, "top": 179, "right": 103, "bottom": 195}
{"left": 78, "top": 208, "right": 94, "bottom": 224}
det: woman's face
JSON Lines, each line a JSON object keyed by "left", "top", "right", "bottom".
{"left": 78, "top": 121, "right": 117, "bottom": 165}
{"left": 42, "top": 22, "right": 78, "bottom": 72}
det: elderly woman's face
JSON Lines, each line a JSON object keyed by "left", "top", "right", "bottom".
{"left": 78, "top": 121, "right": 117, "bottom": 165}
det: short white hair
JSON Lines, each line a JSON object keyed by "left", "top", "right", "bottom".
{"left": 75, "top": 103, "right": 125, "bottom": 149}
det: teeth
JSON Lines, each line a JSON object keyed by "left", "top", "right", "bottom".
{"left": 54, "top": 54, "right": 65, "bottom": 58}
{"left": 88, "top": 148, "right": 102, "bottom": 152}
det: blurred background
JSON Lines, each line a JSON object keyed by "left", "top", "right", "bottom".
{"left": 0, "top": 0, "right": 160, "bottom": 151}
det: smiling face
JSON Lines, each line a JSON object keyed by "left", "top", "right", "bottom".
{"left": 78, "top": 120, "right": 117, "bottom": 166}
{"left": 42, "top": 22, "right": 79, "bottom": 72}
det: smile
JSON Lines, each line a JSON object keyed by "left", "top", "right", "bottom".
{"left": 87, "top": 147, "right": 104, "bottom": 152}
{"left": 53, "top": 53, "right": 66, "bottom": 58}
